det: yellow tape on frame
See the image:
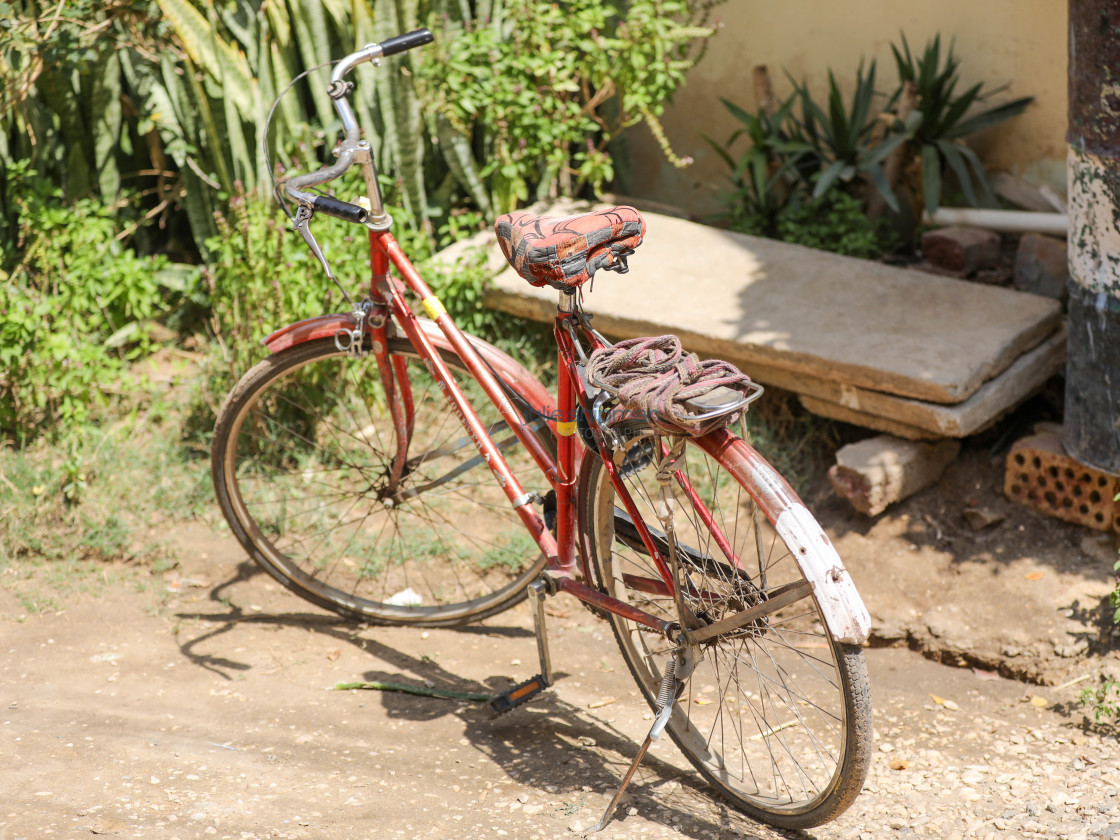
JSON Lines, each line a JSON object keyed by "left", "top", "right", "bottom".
{"left": 421, "top": 295, "right": 447, "bottom": 320}
{"left": 556, "top": 420, "right": 578, "bottom": 437}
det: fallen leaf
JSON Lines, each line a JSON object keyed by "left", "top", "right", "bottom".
{"left": 588, "top": 697, "right": 616, "bottom": 709}
{"left": 694, "top": 697, "right": 712, "bottom": 705}
{"left": 1025, "top": 571, "right": 1045, "bottom": 581}
{"left": 930, "top": 694, "right": 959, "bottom": 711}
{"left": 1030, "top": 695, "right": 1048, "bottom": 708}
{"left": 327, "top": 649, "right": 341, "bottom": 662}
{"left": 889, "top": 756, "right": 909, "bottom": 771}
{"left": 963, "top": 507, "right": 1004, "bottom": 530}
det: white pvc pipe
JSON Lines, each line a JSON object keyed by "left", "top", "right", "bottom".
{"left": 926, "top": 207, "right": 1068, "bottom": 236}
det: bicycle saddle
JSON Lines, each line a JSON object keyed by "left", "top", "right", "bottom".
{"left": 495, "top": 206, "right": 646, "bottom": 291}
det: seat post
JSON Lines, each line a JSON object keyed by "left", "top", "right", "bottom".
{"left": 558, "top": 289, "right": 577, "bottom": 314}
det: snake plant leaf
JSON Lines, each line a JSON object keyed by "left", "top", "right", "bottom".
{"left": 435, "top": 113, "right": 492, "bottom": 220}
{"left": 157, "top": 0, "right": 256, "bottom": 114}
{"left": 372, "top": 0, "right": 427, "bottom": 228}
{"left": 320, "top": 0, "right": 352, "bottom": 28}
{"left": 178, "top": 53, "right": 234, "bottom": 193}
{"left": 223, "top": 82, "right": 254, "bottom": 187}
{"left": 219, "top": 0, "right": 260, "bottom": 66}
{"left": 268, "top": 41, "right": 302, "bottom": 161}
{"left": 265, "top": 0, "right": 292, "bottom": 45}
{"left": 36, "top": 66, "right": 92, "bottom": 197}
{"left": 349, "top": 0, "right": 384, "bottom": 165}
{"left": 288, "top": 0, "right": 338, "bottom": 128}
{"left": 91, "top": 49, "right": 123, "bottom": 199}
{"left": 179, "top": 166, "right": 220, "bottom": 258}
{"left": 373, "top": 1, "right": 403, "bottom": 181}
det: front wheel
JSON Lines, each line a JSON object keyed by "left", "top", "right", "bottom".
{"left": 578, "top": 431, "right": 871, "bottom": 829}
{"left": 211, "top": 337, "right": 552, "bottom": 626}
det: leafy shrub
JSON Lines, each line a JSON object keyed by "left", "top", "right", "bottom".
{"left": 190, "top": 182, "right": 538, "bottom": 431}
{"left": 419, "top": 0, "right": 721, "bottom": 217}
{"left": 1080, "top": 529, "right": 1120, "bottom": 724}
{"left": 0, "top": 166, "right": 187, "bottom": 441}
{"left": 774, "top": 191, "right": 894, "bottom": 259}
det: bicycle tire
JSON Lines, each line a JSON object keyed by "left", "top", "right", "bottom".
{"left": 212, "top": 337, "right": 552, "bottom": 626}
{"left": 577, "top": 431, "right": 871, "bottom": 829}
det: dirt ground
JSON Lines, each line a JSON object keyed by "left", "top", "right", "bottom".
{"left": 2, "top": 415, "right": 1118, "bottom": 839}
{"left": 814, "top": 439, "right": 1120, "bottom": 687}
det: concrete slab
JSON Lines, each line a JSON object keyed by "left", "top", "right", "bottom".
{"left": 777, "top": 326, "right": 1068, "bottom": 438}
{"left": 475, "top": 201, "right": 1062, "bottom": 405}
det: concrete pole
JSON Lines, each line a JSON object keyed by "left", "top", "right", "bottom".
{"left": 1065, "top": 0, "right": 1120, "bottom": 473}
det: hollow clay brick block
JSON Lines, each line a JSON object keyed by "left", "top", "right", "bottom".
{"left": 1013, "top": 233, "right": 1069, "bottom": 301}
{"left": 921, "top": 226, "right": 1002, "bottom": 276}
{"left": 1004, "top": 431, "right": 1120, "bottom": 532}
{"left": 828, "top": 435, "right": 961, "bottom": 516}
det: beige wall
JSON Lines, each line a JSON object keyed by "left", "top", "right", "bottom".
{"left": 629, "top": 0, "right": 1067, "bottom": 215}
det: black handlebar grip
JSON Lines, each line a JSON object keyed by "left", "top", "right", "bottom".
{"left": 311, "top": 196, "right": 369, "bottom": 224}
{"left": 379, "top": 28, "right": 434, "bottom": 57}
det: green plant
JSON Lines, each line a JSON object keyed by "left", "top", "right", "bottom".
{"left": 0, "top": 168, "right": 189, "bottom": 441}
{"left": 775, "top": 190, "right": 894, "bottom": 259}
{"left": 1082, "top": 678, "right": 1120, "bottom": 723}
{"left": 0, "top": 405, "right": 212, "bottom": 579}
{"left": 711, "top": 32, "right": 1033, "bottom": 255}
{"left": 788, "top": 60, "right": 907, "bottom": 211}
{"left": 890, "top": 33, "right": 1034, "bottom": 216}
{"left": 421, "top": 0, "right": 721, "bottom": 217}
{"left": 1081, "top": 506, "right": 1120, "bottom": 723}
{"left": 706, "top": 94, "right": 810, "bottom": 236}
{"left": 0, "top": 0, "right": 426, "bottom": 255}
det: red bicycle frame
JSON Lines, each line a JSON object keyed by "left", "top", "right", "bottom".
{"left": 359, "top": 227, "right": 701, "bottom": 635}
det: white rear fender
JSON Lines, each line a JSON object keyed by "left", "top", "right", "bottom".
{"left": 773, "top": 503, "right": 871, "bottom": 645}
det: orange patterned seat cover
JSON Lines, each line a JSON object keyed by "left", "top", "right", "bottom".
{"left": 494, "top": 206, "right": 646, "bottom": 290}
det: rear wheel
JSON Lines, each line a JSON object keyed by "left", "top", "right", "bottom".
{"left": 211, "top": 337, "right": 552, "bottom": 626}
{"left": 578, "top": 432, "right": 871, "bottom": 829}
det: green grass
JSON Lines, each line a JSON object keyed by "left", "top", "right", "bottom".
{"left": 0, "top": 395, "right": 214, "bottom": 610}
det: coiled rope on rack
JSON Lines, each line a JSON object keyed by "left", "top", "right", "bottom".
{"left": 586, "top": 335, "right": 755, "bottom": 437}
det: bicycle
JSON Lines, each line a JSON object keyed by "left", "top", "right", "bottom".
{"left": 210, "top": 28, "right": 873, "bottom": 833}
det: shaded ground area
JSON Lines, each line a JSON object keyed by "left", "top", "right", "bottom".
{"left": 1, "top": 525, "right": 1117, "bottom": 840}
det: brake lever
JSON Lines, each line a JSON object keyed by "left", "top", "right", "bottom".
{"left": 293, "top": 205, "right": 353, "bottom": 307}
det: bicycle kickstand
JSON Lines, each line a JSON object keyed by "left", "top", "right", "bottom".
{"left": 585, "top": 654, "right": 681, "bottom": 834}
{"left": 490, "top": 576, "right": 554, "bottom": 715}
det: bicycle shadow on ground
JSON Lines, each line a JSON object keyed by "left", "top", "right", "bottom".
{"left": 348, "top": 632, "right": 800, "bottom": 840}
{"left": 173, "top": 560, "right": 802, "bottom": 840}
{"left": 172, "top": 559, "right": 535, "bottom": 679}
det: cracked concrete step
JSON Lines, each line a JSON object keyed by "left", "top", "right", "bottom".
{"left": 791, "top": 326, "right": 1068, "bottom": 439}
{"left": 475, "top": 202, "right": 1062, "bottom": 410}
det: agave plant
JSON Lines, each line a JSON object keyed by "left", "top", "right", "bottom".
{"left": 787, "top": 60, "right": 909, "bottom": 213}
{"left": 891, "top": 33, "right": 1034, "bottom": 216}
{"left": 705, "top": 93, "right": 812, "bottom": 235}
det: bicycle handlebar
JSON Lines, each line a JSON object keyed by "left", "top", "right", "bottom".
{"left": 380, "top": 28, "right": 435, "bottom": 57}
{"left": 281, "top": 28, "right": 434, "bottom": 227}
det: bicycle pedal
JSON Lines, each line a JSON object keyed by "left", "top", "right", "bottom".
{"left": 490, "top": 674, "right": 549, "bottom": 715}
